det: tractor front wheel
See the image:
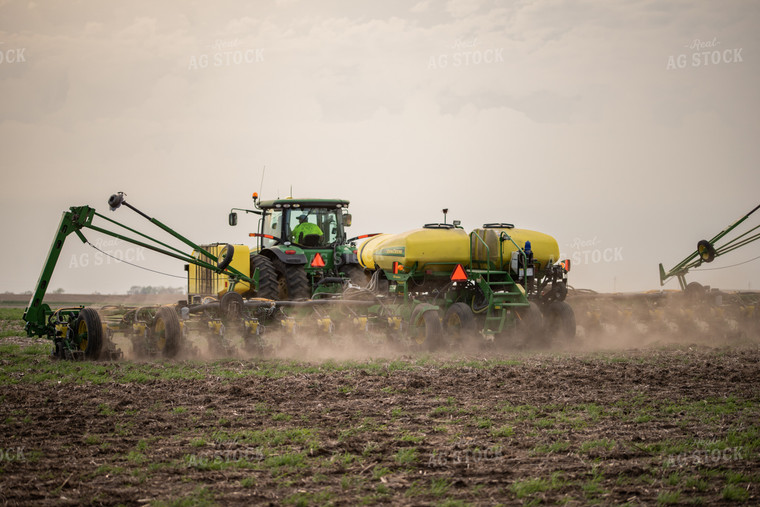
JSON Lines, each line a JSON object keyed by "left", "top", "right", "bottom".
{"left": 272, "top": 258, "right": 310, "bottom": 300}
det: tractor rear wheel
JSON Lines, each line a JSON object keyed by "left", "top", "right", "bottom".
{"left": 543, "top": 301, "right": 576, "bottom": 344}
{"left": 412, "top": 309, "right": 443, "bottom": 351}
{"left": 250, "top": 254, "right": 278, "bottom": 300}
{"left": 444, "top": 302, "right": 477, "bottom": 347}
{"left": 272, "top": 258, "right": 310, "bottom": 300}
{"left": 152, "top": 306, "right": 181, "bottom": 358}
{"left": 72, "top": 307, "right": 103, "bottom": 360}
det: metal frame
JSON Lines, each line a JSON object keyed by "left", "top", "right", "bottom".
{"left": 659, "top": 203, "right": 760, "bottom": 289}
{"left": 24, "top": 196, "right": 256, "bottom": 338}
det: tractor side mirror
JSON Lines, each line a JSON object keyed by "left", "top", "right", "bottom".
{"left": 343, "top": 213, "right": 352, "bottom": 227}
{"left": 228, "top": 212, "right": 238, "bottom": 226}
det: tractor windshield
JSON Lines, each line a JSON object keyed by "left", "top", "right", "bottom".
{"left": 261, "top": 207, "right": 342, "bottom": 247}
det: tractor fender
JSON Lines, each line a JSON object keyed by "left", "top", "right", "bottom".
{"left": 260, "top": 247, "right": 307, "bottom": 265}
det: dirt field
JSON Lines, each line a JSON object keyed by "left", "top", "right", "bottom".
{"left": 0, "top": 301, "right": 759, "bottom": 505}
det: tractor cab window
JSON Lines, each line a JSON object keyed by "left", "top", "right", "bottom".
{"left": 261, "top": 210, "right": 283, "bottom": 248}
{"left": 285, "top": 207, "right": 341, "bottom": 246}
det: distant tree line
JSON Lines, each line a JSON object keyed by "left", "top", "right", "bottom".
{"left": 127, "top": 286, "right": 186, "bottom": 295}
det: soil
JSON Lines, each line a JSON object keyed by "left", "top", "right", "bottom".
{"left": 0, "top": 343, "right": 758, "bottom": 505}
{"left": 0, "top": 293, "right": 758, "bottom": 505}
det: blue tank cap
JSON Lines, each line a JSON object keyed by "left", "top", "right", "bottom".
{"left": 525, "top": 240, "right": 532, "bottom": 252}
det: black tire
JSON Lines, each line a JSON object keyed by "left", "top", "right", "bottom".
{"left": 544, "top": 301, "right": 576, "bottom": 343}
{"left": 506, "top": 302, "right": 544, "bottom": 348}
{"left": 444, "top": 302, "right": 477, "bottom": 346}
{"left": 220, "top": 291, "right": 244, "bottom": 319}
{"left": 684, "top": 281, "right": 706, "bottom": 301}
{"left": 218, "top": 244, "right": 235, "bottom": 271}
{"left": 342, "top": 264, "right": 370, "bottom": 288}
{"left": 250, "top": 254, "right": 278, "bottom": 300}
{"left": 272, "top": 258, "right": 310, "bottom": 300}
{"left": 697, "top": 240, "right": 716, "bottom": 263}
{"left": 72, "top": 307, "right": 103, "bottom": 360}
{"left": 411, "top": 309, "right": 443, "bottom": 351}
{"left": 152, "top": 306, "right": 181, "bottom": 358}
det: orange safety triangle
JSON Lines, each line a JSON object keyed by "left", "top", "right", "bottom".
{"left": 311, "top": 253, "right": 326, "bottom": 268}
{"left": 451, "top": 264, "right": 468, "bottom": 281}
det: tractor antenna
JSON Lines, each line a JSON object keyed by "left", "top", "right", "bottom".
{"left": 259, "top": 166, "right": 266, "bottom": 196}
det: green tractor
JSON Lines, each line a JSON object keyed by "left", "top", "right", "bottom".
{"left": 229, "top": 194, "right": 378, "bottom": 300}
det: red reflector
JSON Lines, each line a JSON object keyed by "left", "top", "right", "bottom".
{"left": 451, "top": 264, "right": 468, "bottom": 282}
{"left": 311, "top": 253, "right": 326, "bottom": 268}
{"left": 562, "top": 259, "right": 571, "bottom": 272}
{"left": 285, "top": 250, "right": 296, "bottom": 255}
{"left": 392, "top": 261, "right": 401, "bottom": 274}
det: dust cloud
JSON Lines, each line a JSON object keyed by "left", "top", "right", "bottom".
{"left": 105, "top": 290, "right": 760, "bottom": 364}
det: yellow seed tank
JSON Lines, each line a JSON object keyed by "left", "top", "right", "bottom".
{"left": 471, "top": 226, "right": 559, "bottom": 271}
{"left": 359, "top": 225, "right": 561, "bottom": 273}
{"left": 358, "top": 227, "right": 470, "bottom": 272}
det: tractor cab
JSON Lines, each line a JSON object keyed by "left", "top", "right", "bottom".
{"left": 229, "top": 196, "right": 367, "bottom": 300}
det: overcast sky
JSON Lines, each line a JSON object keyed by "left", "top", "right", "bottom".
{"left": 1, "top": 0, "right": 758, "bottom": 295}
